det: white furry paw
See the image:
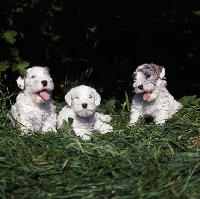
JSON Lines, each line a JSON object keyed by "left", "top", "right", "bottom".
{"left": 81, "top": 134, "right": 92, "bottom": 140}
{"left": 105, "top": 115, "right": 112, "bottom": 123}
{"left": 74, "top": 128, "right": 92, "bottom": 140}
{"left": 99, "top": 124, "right": 113, "bottom": 134}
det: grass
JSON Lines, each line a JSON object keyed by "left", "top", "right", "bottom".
{"left": 1, "top": 87, "right": 200, "bottom": 199}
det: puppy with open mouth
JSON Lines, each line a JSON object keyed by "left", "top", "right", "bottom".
{"left": 130, "top": 63, "right": 182, "bottom": 124}
{"left": 8, "top": 66, "right": 57, "bottom": 133}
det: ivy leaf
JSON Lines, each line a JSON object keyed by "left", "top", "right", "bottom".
{"left": 1, "top": 30, "right": 18, "bottom": 45}
{"left": 10, "top": 48, "right": 19, "bottom": 58}
{"left": 179, "top": 95, "right": 200, "bottom": 106}
{"left": 193, "top": 10, "right": 200, "bottom": 16}
{"left": 49, "top": 33, "right": 61, "bottom": 42}
{"left": 12, "top": 61, "right": 30, "bottom": 75}
{"left": 0, "top": 61, "right": 9, "bottom": 72}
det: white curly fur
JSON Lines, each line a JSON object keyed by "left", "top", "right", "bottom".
{"left": 57, "top": 85, "right": 113, "bottom": 140}
{"left": 130, "top": 63, "right": 182, "bottom": 124}
{"left": 8, "top": 66, "right": 57, "bottom": 134}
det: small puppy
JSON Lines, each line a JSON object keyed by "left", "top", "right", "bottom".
{"left": 57, "top": 85, "right": 113, "bottom": 140}
{"left": 8, "top": 66, "right": 57, "bottom": 133}
{"left": 130, "top": 63, "right": 182, "bottom": 124}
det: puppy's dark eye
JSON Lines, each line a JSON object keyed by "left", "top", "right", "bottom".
{"left": 74, "top": 96, "right": 79, "bottom": 99}
{"left": 31, "top": 75, "right": 35, "bottom": 78}
{"left": 89, "top": 95, "right": 92, "bottom": 98}
{"left": 146, "top": 74, "right": 151, "bottom": 78}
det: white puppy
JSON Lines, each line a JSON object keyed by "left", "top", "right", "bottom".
{"left": 8, "top": 66, "right": 57, "bottom": 133}
{"left": 130, "top": 63, "right": 182, "bottom": 124}
{"left": 57, "top": 85, "right": 113, "bottom": 140}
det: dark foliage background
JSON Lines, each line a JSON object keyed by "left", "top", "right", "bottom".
{"left": 1, "top": 0, "right": 200, "bottom": 100}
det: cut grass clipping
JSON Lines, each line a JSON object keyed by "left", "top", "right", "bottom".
{"left": 1, "top": 88, "right": 200, "bottom": 198}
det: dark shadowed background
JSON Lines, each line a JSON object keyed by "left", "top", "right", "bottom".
{"left": 1, "top": 0, "right": 200, "bottom": 101}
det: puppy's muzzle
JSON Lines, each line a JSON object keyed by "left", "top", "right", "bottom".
{"left": 41, "top": 80, "right": 48, "bottom": 87}
{"left": 82, "top": 103, "right": 88, "bottom": 109}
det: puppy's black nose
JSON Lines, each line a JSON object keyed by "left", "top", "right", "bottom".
{"left": 138, "top": 85, "right": 143, "bottom": 90}
{"left": 41, "top": 80, "right": 47, "bottom": 87}
{"left": 82, "top": 103, "right": 88, "bottom": 109}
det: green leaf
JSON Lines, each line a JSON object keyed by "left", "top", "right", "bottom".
{"left": 68, "top": 117, "right": 74, "bottom": 125}
{"left": 193, "top": 10, "right": 200, "bottom": 16}
{"left": 1, "top": 30, "right": 18, "bottom": 45}
{"left": 0, "top": 61, "right": 9, "bottom": 72}
{"left": 177, "top": 135, "right": 183, "bottom": 141}
{"left": 108, "top": 99, "right": 116, "bottom": 107}
{"left": 51, "top": 5, "right": 62, "bottom": 11}
{"left": 10, "top": 47, "right": 19, "bottom": 58}
{"left": 59, "top": 120, "right": 71, "bottom": 130}
{"left": 12, "top": 61, "right": 30, "bottom": 75}
{"left": 179, "top": 95, "right": 200, "bottom": 106}
{"left": 125, "top": 91, "right": 130, "bottom": 111}
{"left": 50, "top": 34, "right": 61, "bottom": 42}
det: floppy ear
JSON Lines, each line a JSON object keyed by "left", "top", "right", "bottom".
{"left": 159, "top": 66, "right": 165, "bottom": 79}
{"left": 43, "top": 66, "right": 50, "bottom": 76}
{"left": 93, "top": 89, "right": 101, "bottom": 106}
{"left": 64, "top": 89, "right": 73, "bottom": 106}
{"left": 16, "top": 76, "right": 25, "bottom": 89}
{"left": 151, "top": 64, "right": 165, "bottom": 79}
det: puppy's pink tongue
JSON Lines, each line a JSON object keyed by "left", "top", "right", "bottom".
{"left": 39, "top": 91, "right": 50, "bottom": 100}
{"left": 143, "top": 92, "right": 151, "bottom": 101}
